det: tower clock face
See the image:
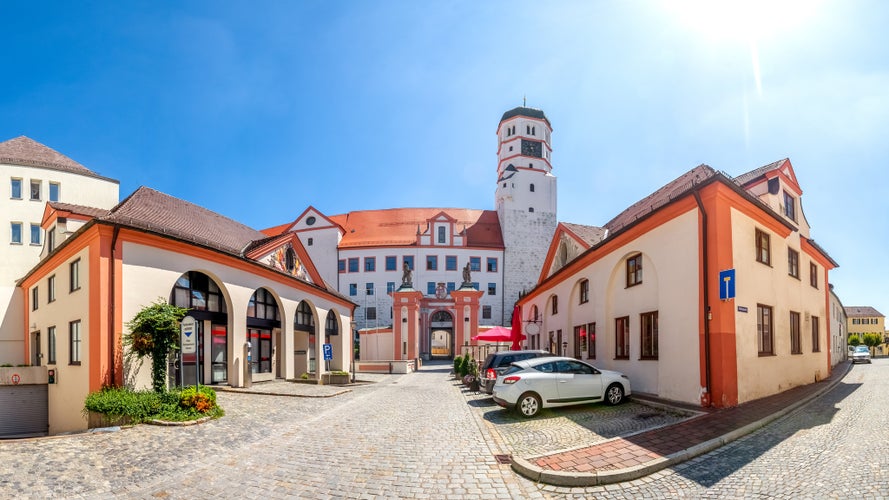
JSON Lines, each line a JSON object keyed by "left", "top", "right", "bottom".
{"left": 521, "top": 139, "right": 542, "bottom": 158}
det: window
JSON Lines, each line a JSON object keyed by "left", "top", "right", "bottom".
{"left": 48, "top": 275, "right": 56, "bottom": 303}
{"left": 588, "top": 322, "right": 597, "bottom": 359}
{"left": 487, "top": 283, "right": 496, "bottom": 295}
{"left": 551, "top": 295, "right": 558, "bottom": 315}
{"left": 486, "top": 258, "right": 497, "bottom": 272}
{"left": 469, "top": 257, "right": 481, "bottom": 272}
{"left": 30, "top": 180, "right": 40, "bottom": 200}
{"left": 445, "top": 255, "right": 458, "bottom": 271}
{"left": 755, "top": 229, "right": 771, "bottom": 265}
{"left": 579, "top": 279, "right": 589, "bottom": 304}
{"left": 530, "top": 184, "right": 535, "bottom": 192}
{"left": 757, "top": 304, "right": 774, "bottom": 355}
{"left": 446, "top": 282, "right": 455, "bottom": 293}
{"left": 528, "top": 207, "right": 534, "bottom": 213}
{"left": 386, "top": 282, "right": 396, "bottom": 293}
{"left": 790, "top": 311, "right": 801, "bottom": 354}
{"left": 810, "top": 262, "right": 818, "bottom": 288}
{"left": 615, "top": 316, "right": 630, "bottom": 359}
{"left": 426, "top": 255, "right": 438, "bottom": 270}
{"left": 294, "top": 302, "right": 315, "bottom": 332}
{"left": 49, "top": 182, "right": 60, "bottom": 202}
{"left": 338, "top": 260, "right": 346, "bottom": 273}
{"left": 626, "top": 254, "right": 642, "bottom": 287}
{"left": 307, "top": 237, "right": 313, "bottom": 246}
{"left": 30, "top": 223, "right": 41, "bottom": 245}
{"left": 438, "top": 226, "right": 446, "bottom": 243}
{"left": 482, "top": 305, "right": 492, "bottom": 319}
{"left": 365, "top": 283, "right": 374, "bottom": 296}
{"left": 325, "top": 310, "right": 339, "bottom": 336}
{"left": 349, "top": 284, "right": 357, "bottom": 296}
{"left": 788, "top": 249, "right": 799, "bottom": 278}
{"left": 364, "top": 257, "right": 376, "bottom": 272}
{"left": 427, "top": 282, "right": 436, "bottom": 295}
{"left": 471, "top": 282, "right": 479, "bottom": 291}
{"left": 247, "top": 288, "right": 280, "bottom": 321}
{"left": 783, "top": 191, "right": 796, "bottom": 221}
{"left": 348, "top": 258, "right": 359, "bottom": 273}
{"left": 47, "top": 326, "right": 56, "bottom": 364}
{"left": 69, "top": 320, "right": 81, "bottom": 365}
{"left": 640, "top": 311, "right": 658, "bottom": 359}
{"left": 403, "top": 256, "right": 414, "bottom": 270}
{"left": 811, "top": 316, "right": 820, "bottom": 352}
{"left": 47, "top": 227, "right": 56, "bottom": 252}
{"left": 385, "top": 256, "right": 397, "bottom": 271}
{"left": 366, "top": 307, "right": 377, "bottom": 321}
{"left": 11, "top": 178, "right": 22, "bottom": 199}
{"left": 171, "top": 272, "right": 225, "bottom": 312}
{"left": 31, "top": 286, "right": 38, "bottom": 310}
{"left": 573, "top": 325, "right": 586, "bottom": 358}
{"left": 11, "top": 222, "right": 22, "bottom": 244}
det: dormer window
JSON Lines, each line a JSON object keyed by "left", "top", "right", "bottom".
{"left": 438, "top": 226, "right": 446, "bottom": 243}
{"left": 783, "top": 191, "right": 796, "bottom": 222}
{"left": 530, "top": 184, "right": 535, "bottom": 192}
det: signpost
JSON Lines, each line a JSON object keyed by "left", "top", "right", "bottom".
{"left": 180, "top": 316, "right": 198, "bottom": 387}
{"left": 323, "top": 343, "right": 333, "bottom": 372}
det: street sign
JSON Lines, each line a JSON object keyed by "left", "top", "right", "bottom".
{"left": 719, "top": 269, "right": 736, "bottom": 300}
{"left": 181, "top": 316, "right": 197, "bottom": 355}
{"left": 322, "top": 343, "right": 333, "bottom": 361}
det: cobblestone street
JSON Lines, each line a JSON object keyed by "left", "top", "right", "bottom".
{"left": 0, "top": 359, "right": 885, "bottom": 498}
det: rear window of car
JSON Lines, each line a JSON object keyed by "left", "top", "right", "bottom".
{"left": 496, "top": 355, "right": 515, "bottom": 367}
{"left": 533, "top": 361, "right": 556, "bottom": 373}
{"left": 503, "top": 364, "right": 524, "bottom": 376}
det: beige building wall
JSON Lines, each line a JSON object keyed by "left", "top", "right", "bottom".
{"left": 730, "top": 207, "right": 829, "bottom": 404}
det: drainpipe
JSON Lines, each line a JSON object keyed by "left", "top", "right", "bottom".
{"left": 693, "top": 190, "right": 712, "bottom": 407}
{"left": 109, "top": 225, "right": 120, "bottom": 387}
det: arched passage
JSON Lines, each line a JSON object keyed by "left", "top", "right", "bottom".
{"left": 169, "top": 271, "right": 229, "bottom": 386}
{"left": 293, "top": 300, "right": 316, "bottom": 375}
{"left": 429, "top": 310, "right": 454, "bottom": 359}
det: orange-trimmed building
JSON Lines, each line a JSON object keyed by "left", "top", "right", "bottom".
{"left": 19, "top": 187, "right": 355, "bottom": 434}
{"left": 518, "top": 159, "right": 838, "bottom": 408}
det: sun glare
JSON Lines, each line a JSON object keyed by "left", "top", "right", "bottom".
{"left": 666, "top": 0, "right": 820, "bottom": 43}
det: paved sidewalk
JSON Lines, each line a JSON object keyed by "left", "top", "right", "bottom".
{"left": 512, "top": 361, "right": 852, "bottom": 487}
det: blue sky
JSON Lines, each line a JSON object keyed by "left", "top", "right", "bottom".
{"left": 3, "top": 1, "right": 888, "bottom": 315}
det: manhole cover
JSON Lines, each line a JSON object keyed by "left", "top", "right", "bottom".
{"left": 494, "top": 454, "right": 512, "bottom": 464}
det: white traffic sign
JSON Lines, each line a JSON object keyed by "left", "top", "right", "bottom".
{"left": 181, "top": 316, "right": 197, "bottom": 354}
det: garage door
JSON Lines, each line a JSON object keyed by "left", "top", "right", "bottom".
{"left": 0, "top": 385, "right": 48, "bottom": 438}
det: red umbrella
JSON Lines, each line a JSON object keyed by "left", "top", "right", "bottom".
{"left": 471, "top": 326, "right": 513, "bottom": 342}
{"left": 510, "top": 305, "right": 526, "bottom": 350}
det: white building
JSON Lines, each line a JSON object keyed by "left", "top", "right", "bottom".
{"left": 0, "top": 137, "right": 119, "bottom": 364}
{"left": 263, "top": 107, "right": 559, "bottom": 360}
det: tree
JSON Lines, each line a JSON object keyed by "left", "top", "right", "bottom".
{"left": 124, "top": 299, "right": 188, "bottom": 393}
{"left": 862, "top": 332, "right": 883, "bottom": 355}
{"left": 848, "top": 335, "right": 861, "bottom": 347}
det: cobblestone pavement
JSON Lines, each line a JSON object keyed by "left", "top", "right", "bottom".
{"left": 526, "top": 359, "right": 889, "bottom": 498}
{"left": 0, "top": 360, "right": 882, "bottom": 499}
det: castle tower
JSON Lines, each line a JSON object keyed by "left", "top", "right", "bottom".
{"left": 495, "top": 107, "right": 557, "bottom": 321}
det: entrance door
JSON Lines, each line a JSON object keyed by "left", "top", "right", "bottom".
{"left": 30, "top": 331, "right": 41, "bottom": 366}
{"left": 210, "top": 324, "right": 227, "bottom": 383}
{"left": 182, "top": 321, "right": 203, "bottom": 386}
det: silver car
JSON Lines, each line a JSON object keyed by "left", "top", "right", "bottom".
{"left": 852, "top": 345, "right": 872, "bottom": 364}
{"left": 492, "top": 356, "right": 631, "bottom": 418}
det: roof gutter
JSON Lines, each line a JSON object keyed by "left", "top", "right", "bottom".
{"left": 693, "top": 189, "right": 712, "bottom": 407}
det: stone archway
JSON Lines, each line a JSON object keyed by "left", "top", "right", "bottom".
{"left": 429, "top": 310, "right": 454, "bottom": 359}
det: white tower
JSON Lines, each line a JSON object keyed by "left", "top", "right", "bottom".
{"left": 495, "top": 107, "right": 557, "bottom": 320}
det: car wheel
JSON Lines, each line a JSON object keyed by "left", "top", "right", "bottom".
{"left": 605, "top": 383, "right": 625, "bottom": 405}
{"left": 516, "top": 392, "right": 541, "bottom": 418}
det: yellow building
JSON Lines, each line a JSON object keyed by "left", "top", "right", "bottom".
{"left": 845, "top": 306, "right": 886, "bottom": 356}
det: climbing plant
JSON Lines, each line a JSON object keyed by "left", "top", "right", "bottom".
{"left": 124, "top": 298, "right": 188, "bottom": 393}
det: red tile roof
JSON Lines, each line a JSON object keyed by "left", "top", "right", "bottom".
{"left": 0, "top": 136, "right": 117, "bottom": 181}
{"left": 844, "top": 306, "right": 884, "bottom": 318}
{"left": 604, "top": 164, "right": 718, "bottom": 233}
{"left": 46, "top": 201, "right": 111, "bottom": 219}
{"left": 561, "top": 222, "right": 606, "bottom": 247}
{"left": 734, "top": 158, "right": 788, "bottom": 187}
{"left": 328, "top": 208, "right": 503, "bottom": 249}
{"left": 101, "top": 186, "right": 267, "bottom": 255}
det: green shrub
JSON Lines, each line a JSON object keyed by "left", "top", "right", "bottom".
{"left": 84, "top": 386, "right": 223, "bottom": 423}
{"left": 300, "top": 372, "right": 310, "bottom": 380}
{"left": 329, "top": 370, "right": 349, "bottom": 376}
{"left": 453, "top": 355, "right": 463, "bottom": 375}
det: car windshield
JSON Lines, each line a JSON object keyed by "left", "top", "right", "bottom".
{"left": 855, "top": 346, "right": 869, "bottom": 353}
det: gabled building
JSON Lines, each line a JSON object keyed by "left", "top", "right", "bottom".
{"left": 844, "top": 306, "right": 886, "bottom": 354}
{"left": 19, "top": 186, "right": 354, "bottom": 434}
{"left": 518, "top": 159, "right": 838, "bottom": 408}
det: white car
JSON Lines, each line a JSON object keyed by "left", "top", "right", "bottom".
{"left": 852, "top": 345, "right": 872, "bottom": 364}
{"left": 492, "top": 356, "right": 631, "bottom": 418}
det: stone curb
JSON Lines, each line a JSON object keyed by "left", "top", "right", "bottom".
{"left": 146, "top": 416, "right": 213, "bottom": 427}
{"left": 513, "top": 362, "right": 853, "bottom": 487}
{"left": 213, "top": 386, "right": 352, "bottom": 398}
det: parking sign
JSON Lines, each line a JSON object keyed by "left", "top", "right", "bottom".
{"left": 323, "top": 343, "right": 333, "bottom": 360}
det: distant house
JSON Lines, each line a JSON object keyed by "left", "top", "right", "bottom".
{"left": 829, "top": 285, "right": 848, "bottom": 365}
{"left": 844, "top": 306, "right": 886, "bottom": 355}
{"left": 518, "top": 159, "right": 838, "bottom": 409}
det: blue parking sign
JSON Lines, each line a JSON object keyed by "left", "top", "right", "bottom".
{"left": 323, "top": 343, "right": 333, "bottom": 361}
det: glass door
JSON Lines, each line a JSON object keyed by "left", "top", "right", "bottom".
{"left": 210, "top": 324, "right": 227, "bottom": 383}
